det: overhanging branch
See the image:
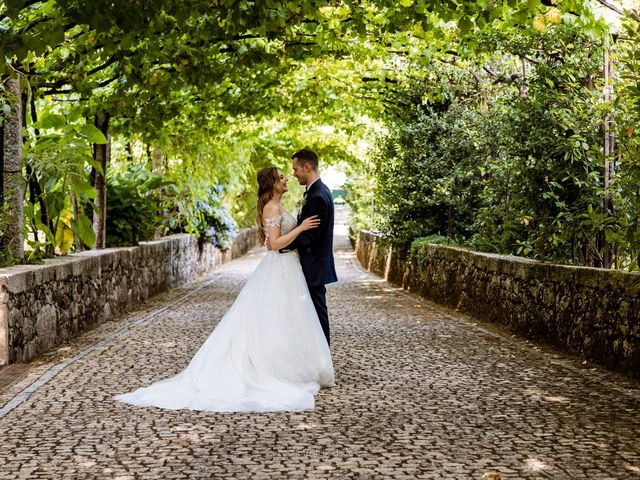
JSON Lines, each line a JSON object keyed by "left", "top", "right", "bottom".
{"left": 595, "top": 0, "right": 640, "bottom": 22}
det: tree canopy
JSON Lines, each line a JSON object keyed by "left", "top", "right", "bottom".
{"left": 1, "top": 0, "right": 640, "bottom": 268}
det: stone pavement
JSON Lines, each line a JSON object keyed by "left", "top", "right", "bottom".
{"left": 0, "top": 207, "right": 639, "bottom": 479}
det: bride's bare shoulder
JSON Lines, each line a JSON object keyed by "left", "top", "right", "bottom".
{"left": 263, "top": 201, "right": 281, "bottom": 219}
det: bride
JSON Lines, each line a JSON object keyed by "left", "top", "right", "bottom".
{"left": 114, "top": 166, "right": 335, "bottom": 412}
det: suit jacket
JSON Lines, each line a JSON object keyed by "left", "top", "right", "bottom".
{"left": 287, "top": 179, "right": 338, "bottom": 287}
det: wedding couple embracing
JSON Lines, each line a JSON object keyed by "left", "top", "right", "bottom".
{"left": 114, "top": 148, "right": 337, "bottom": 412}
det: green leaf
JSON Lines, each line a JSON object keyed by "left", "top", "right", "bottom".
{"left": 458, "top": 17, "right": 473, "bottom": 33}
{"left": 77, "top": 124, "right": 107, "bottom": 144}
{"left": 55, "top": 221, "right": 74, "bottom": 254}
{"left": 71, "top": 178, "right": 97, "bottom": 199}
{"left": 526, "top": 0, "right": 539, "bottom": 10}
{"left": 75, "top": 214, "right": 97, "bottom": 248}
{"left": 33, "top": 114, "right": 66, "bottom": 130}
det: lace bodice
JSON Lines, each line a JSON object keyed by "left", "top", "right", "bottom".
{"left": 263, "top": 212, "right": 297, "bottom": 246}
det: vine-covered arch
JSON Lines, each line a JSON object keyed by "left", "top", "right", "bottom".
{"left": 1, "top": 0, "right": 639, "bottom": 269}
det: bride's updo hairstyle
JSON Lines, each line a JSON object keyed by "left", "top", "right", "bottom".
{"left": 256, "top": 166, "right": 280, "bottom": 244}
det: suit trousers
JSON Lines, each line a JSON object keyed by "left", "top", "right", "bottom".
{"left": 308, "top": 285, "right": 330, "bottom": 347}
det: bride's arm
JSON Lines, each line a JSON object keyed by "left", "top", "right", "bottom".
{"left": 263, "top": 204, "right": 320, "bottom": 251}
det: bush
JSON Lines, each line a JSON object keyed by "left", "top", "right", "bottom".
{"left": 162, "top": 179, "right": 238, "bottom": 251}
{"left": 105, "top": 166, "right": 237, "bottom": 250}
{"left": 351, "top": 25, "right": 630, "bottom": 268}
{"left": 191, "top": 187, "right": 238, "bottom": 251}
{"left": 105, "top": 166, "right": 163, "bottom": 247}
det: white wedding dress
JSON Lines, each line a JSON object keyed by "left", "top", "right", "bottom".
{"left": 114, "top": 212, "right": 335, "bottom": 412}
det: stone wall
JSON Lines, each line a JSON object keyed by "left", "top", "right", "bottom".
{"left": 0, "top": 229, "right": 258, "bottom": 365}
{"left": 355, "top": 231, "right": 640, "bottom": 379}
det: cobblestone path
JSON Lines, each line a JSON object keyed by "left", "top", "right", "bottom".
{"left": 0, "top": 207, "right": 639, "bottom": 479}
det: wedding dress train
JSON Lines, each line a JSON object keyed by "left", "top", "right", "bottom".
{"left": 114, "top": 212, "right": 335, "bottom": 412}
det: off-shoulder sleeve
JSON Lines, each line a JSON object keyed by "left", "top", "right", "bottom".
{"left": 264, "top": 215, "right": 283, "bottom": 228}
{"left": 263, "top": 215, "right": 283, "bottom": 247}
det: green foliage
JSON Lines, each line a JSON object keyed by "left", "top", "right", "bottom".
{"left": 105, "top": 166, "right": 163, "bottom": 247}
{"left": 162, "top": 178, "right": 238, "bottom": 251}
{"left": 411, "top": 235, "right": 457, "bottom": 252}
{"left": 104, "top": 165, "right": 238, "bottom": 249}
{"left": 2, "top": 0, "right": 638, "bottom": 272}
{"left": 614, "top": 15, "right": 640, "bottom": 270}
{"left": 371, "top": 98, "right": 486, "bottom": 242}
{"left": 23, "top": 104, "right": 105, "bottom": 257}
{"left": 0, "top": 203, "right": 16, "bottom": 268}
{"left": 352, "top": 22, "right": 640, "bottom": 269}
{"left": 191, "top": 187, "right": 238, "bottom": 252}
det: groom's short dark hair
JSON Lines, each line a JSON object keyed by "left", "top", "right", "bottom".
{"left": 292, "top": 148, "right": 318, "bottom": 171}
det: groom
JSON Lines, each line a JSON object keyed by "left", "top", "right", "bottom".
{"left": 281, "top": 148, "right": 337, "bottom": 347}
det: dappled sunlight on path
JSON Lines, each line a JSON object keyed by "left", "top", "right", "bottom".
{"left": 0, "top": 206, "right": 638, "bottom": 479}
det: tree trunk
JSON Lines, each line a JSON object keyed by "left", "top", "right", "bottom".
{"left": 70, "top": 190, "right": 81, "bottom": 250}
{"left": 1, "top": 77, "right": 25, "bottom": 261}
{"left": 519, "top": 56, "right": 527, "bottom": 98}
{"left": 92, "top": 111, "right": 110, "bottom": 250}
{"left": 21, "top": 91, "right": 38, "bottom": 242}
{"left": 27, "top": 90, "right": 54, "bottom": 250}
{"left": 126, "top": 141, "right": 133, "bottom": 162}
{"left": 151, "top": 146, "right": 163, "bottom": 237}
{"left": 152, "top": 145, "right": 162, "bottom": 174}
{"left": 603, "top": 39, "right": 615, "bottom": 269}
{"left": 0, "top": 99, "right": 3, "bottom": 210}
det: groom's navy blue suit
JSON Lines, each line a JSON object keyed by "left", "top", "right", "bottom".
{"left": 286, "top": 179, "right": 337, "bottom": 346}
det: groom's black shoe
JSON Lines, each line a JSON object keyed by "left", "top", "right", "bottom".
{"left": 279, "top": 248, "right": 292, "bottom": 253}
